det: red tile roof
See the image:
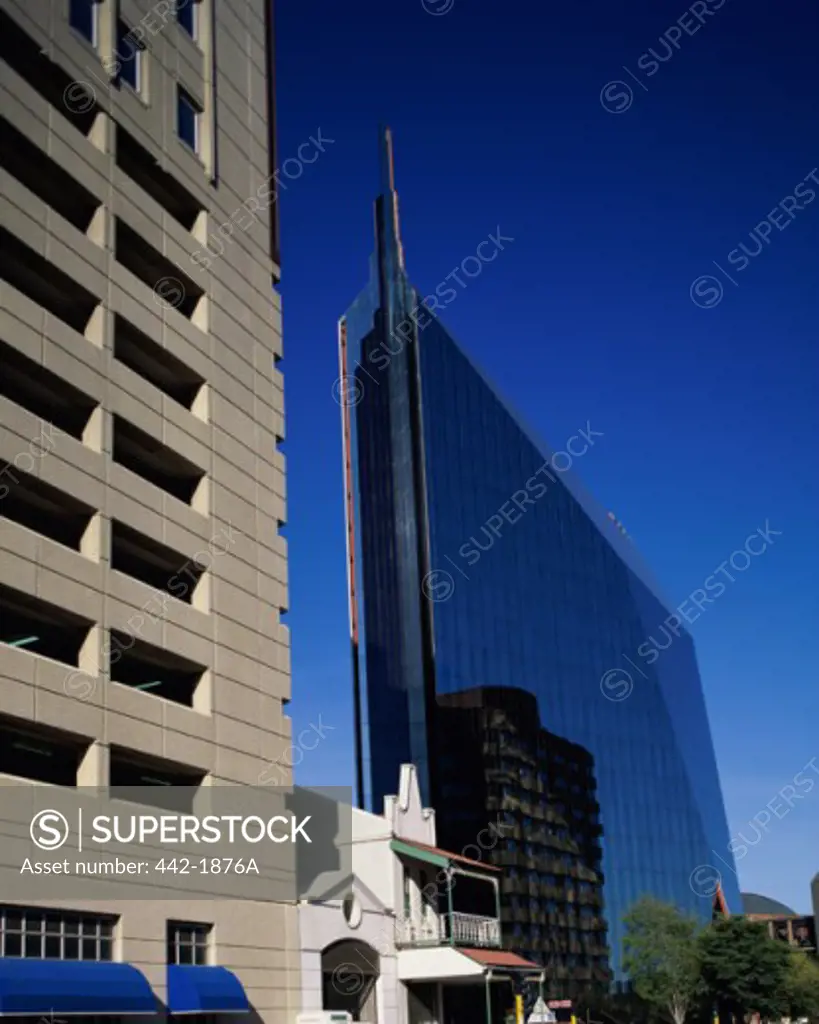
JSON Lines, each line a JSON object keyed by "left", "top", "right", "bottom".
{"left": 397, "top": 838, "right": 501, "bottom": 872}
{"left": 461, "top": 948, "right": 542, "bottom": 971}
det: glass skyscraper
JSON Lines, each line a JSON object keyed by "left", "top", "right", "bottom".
{"left": 338, "top": 130, "right": 740, "bottom": 983}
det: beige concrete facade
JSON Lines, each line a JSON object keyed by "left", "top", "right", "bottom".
{"left": 0, "top": 0, "right": 297, "bottom": 1018}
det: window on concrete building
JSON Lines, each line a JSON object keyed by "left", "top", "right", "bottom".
{"left": 176, "top": 86, "right": 201, "bottom": 153}
{"left": 0, "top": 716, "right": 89, "bottom": 787}
{"left": 0, "top": 230, "right": 100, "bottom": 337}
{"left": 0, "top": 906, "right": 115, "bottom": 960}
{"left": 176, "top": 0, "right": 199, "bottom": 39}
{"left": 0, "top": 583, "right": 94, "bottom": 671}
{"left": 116, "top": 20, "right": 143, "bottom": 92}
{"left": 69, "top": 0, "right": 98, "bottom": 44}
{"left": 110, "top": 521, "right": 206, "bottom": 605}
{"left": 1, "top": 10, "right": 101, "bottom": 137}
{"left": 111, "top": 414, "right": 206, "bottom": 503}
{"left": 113, "top": 314, "right": 206, "bottom": 408}
{"left": 108, "top": 631, "right": 207, "bottom": 708}
{"left": 167, "top": 921, "right": 211, "bottom": 965}
{"left": 115, "top": 127, "right": 205, "bottom": 230}
{"left": 0, "top": 464, "right": 95, "bottom": 553}
{"left": 113, "top": 219, "right": 205, "bottom": 321}
{"left": 109, "top": 748, "right": 205, "bottom": 809}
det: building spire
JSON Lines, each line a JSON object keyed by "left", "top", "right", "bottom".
{"left": 377, "top": 125, "right": 405, "bottom": 270}
{"left": 379, "top": 124, "right": 396, "bottom": 194}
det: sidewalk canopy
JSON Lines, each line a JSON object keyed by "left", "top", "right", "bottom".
{"left": 0, "top": 959, "right": 156, "bottom": 1016}
{"left": 167, "top": 964, "right": 250, "bottom": 1015}
{"left": 398, "top": 945, "right": 542, "bottom": 983}
{"left": 461, "top": 948, "right": 542, "bottom": 974}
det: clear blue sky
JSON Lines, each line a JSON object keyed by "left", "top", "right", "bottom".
{"left": 273, "top": 0, "right": 819, "bottom": 914}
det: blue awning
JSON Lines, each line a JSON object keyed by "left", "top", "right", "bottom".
{"left": 0, "top": 959, "right": 156, "bottom": 1016}
{"left": 167, "top": 964, "right": 250, "bottom": 1015}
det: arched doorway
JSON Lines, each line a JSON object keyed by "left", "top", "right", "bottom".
{"left": 321, "top": 939, "right": 380, "bottom": 1022}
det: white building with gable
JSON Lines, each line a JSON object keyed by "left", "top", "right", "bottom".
{"left": 298, "top": 764, "right": 543, "bottom": 1023}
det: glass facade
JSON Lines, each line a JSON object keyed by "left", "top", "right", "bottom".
{"left": 339, "top": 131, "right": 740, "bottom": 981}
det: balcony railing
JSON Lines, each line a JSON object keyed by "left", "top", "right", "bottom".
{"left": 448, "top": 911, "right": 501, "bottom": 947}
{"left": 396, "top": 911, "right": 501, "bottom": 948}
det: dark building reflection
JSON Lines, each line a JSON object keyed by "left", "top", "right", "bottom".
{"left": 436, "top": 688, "right": 611, "bottom": 998}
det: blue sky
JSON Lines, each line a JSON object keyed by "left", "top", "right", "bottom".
{"left": 272, "top": 0, "right": 819, "bottom": 913}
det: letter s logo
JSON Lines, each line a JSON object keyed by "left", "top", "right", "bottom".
{"left": 30, "top": 810, "right": 70, "bottom": 850}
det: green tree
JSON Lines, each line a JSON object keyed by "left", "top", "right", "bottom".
{"left": 697, "top": 916, "right": 791, "bottom": 1020}
{"left": 623, "top": 896, "right": 702, "bottom": 1024}
{"left": 784, "top": 950, "right": 819, "bottom": 1018}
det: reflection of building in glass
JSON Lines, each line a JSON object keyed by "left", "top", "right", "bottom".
{"left": 435, "top": 687, "right": 610, "bottom": 999}
{"left": 742, "top": 892, "right": 818, "bottom": 951}
{"left": 339, "top": 128, "right": 741, "bottom": 980}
